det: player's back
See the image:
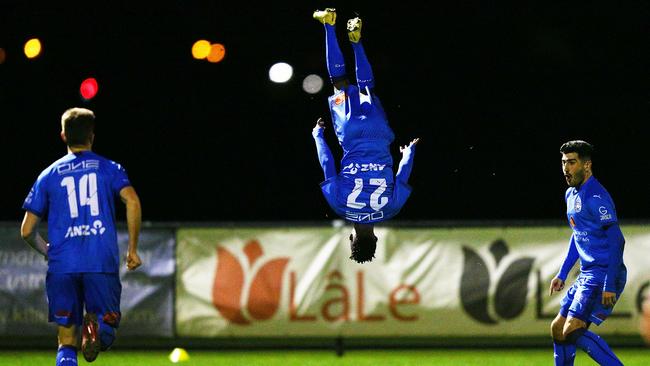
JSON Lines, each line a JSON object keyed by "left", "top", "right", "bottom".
{"left": 23, "top": 151, "right": 131, "bottom": 273}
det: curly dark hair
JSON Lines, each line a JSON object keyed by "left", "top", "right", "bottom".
{"left": 349, "top": 233, "right": 377, "bottom": 263}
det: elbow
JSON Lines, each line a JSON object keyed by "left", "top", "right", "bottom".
{"left": 20, "top": 227, "right": 33, "bottom": 241}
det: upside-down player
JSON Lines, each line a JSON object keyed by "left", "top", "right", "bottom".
{"left": 20, "top": 108, "right": 142, "bottom": 365}
{"left": 550, "top": 140, "right": 626, "bottom": 366}
{"left": 311, "top": 9, "right": 418, "bottom": 263}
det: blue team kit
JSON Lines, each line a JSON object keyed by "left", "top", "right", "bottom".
{"left": 23, "top": 151, "right": 130, "bottom": 326}
{"left": 559, "top": 176, "right": 627, "bottom": 325}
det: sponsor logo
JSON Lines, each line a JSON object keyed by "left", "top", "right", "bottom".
{"left": 593, "top": 194, "right": 601, "bottom": 199}
{"left": 212, "top": 240, "right": 290, "bottom": 325}
{"left": 574, "top": 196, "right": 582, "bottom": 213}
{"left": 342, "top": 163, "right": 387, "bottom": 175}
{"left": 460, "top": 239, "right": 535, "bottom": 324}
{"left": 64, "top": 220, "right": 106, "bottom": 238}
{"left": 599, "top": 206, "right": 612, "bottom": 221}
{"left": 345, "top": 211, "right": 384, "bottom": 222}
{"left": 333, "top": 93, "right": 346, "bottom": 106}
{"left": 211, "top": 239, "right": 420, "bottom": 325}
{"left": 573, "top": 230, "right": 590, "bottom": 243}
{"left": 56, "top": 160, "right": 100, "bottom": 175}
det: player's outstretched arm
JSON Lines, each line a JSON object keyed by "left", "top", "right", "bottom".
{"left": 120, "top": 186, "right": 142, "bottom": 271}
{"left": 20, "top": 211, "right": 48, "bottom": 259}
{"left": 550, "top": 234, "right": 579, "bottom": 295}
{"left": 396, "top": 138, "right": 419, "bottom": 184}
{"left": 312, "top": 117, "right": 337, "bottom": 180}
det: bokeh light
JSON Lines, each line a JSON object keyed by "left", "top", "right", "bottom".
{"left": 0, "top": 48, "right": 6, "bottom": 64}
{"left": 191, "top": 40, "right": 211, "bottom": 59}
{"left": 302, "top": 74, "right": 324, "bottom": 94}
{"left": 269, "top": 62, "right": 293, "bottom": 83}
{"left": 207, "top": 43, "right": 226, "bottom": 63}
{"left": 24, "top": 38, "right": 42, "bottom": 59}
{"left": 80, "top": 78, "right": 99, "bottom": 100}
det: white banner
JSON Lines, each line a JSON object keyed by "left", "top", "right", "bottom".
{"left": 176, "top": 226, "right": 650, "bottom": 337}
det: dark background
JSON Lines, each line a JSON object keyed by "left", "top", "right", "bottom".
{"left": 1, "top": 1, "right": 648, "bottom": 222}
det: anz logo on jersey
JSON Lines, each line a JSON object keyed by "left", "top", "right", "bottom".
{"left": 342, "top": 162, "right": 387, "bottom": 175}
{"left": 56, "top": 160, "right": 100, "bottom": 175}
{"left": 345, "top": 211, "right": 384, "bottom": 222}
{"left": 64, "top": 220, "right": 106, "bottom": 239}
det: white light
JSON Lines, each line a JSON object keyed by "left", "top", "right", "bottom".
{"left": 302, "top": 74, "right": 324, "bottom": 94}
{"left": 269, "top": 62, "right": 293, "bottom": 83}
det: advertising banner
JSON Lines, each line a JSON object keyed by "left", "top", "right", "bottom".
{"left": 0, "top": 226, "right": 175, "bottom": 337}
{"left": 176, "top": 226, "right": 650, "bottom": 337}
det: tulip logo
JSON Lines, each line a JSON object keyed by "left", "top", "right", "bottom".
{"left": 460, "top": 239, "right": 535, "bottom": 324}
{"left": 211, "top": 239, "right": 289, "bottom": 325}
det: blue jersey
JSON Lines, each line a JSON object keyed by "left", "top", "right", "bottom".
{"left": 316, "top": 85, "right": 413, "bottom": 224}
{"left": 564, "top": 177, "right": 625, "bottom": 284}
{"left": 23, "top": 151, "right": 131, "bottom": 273}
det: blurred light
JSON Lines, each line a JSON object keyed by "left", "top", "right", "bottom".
{"left": 302, "top": 74, "right": 323, "bottom": 94}
{"left": 80, "top": 78, "right": 99, "bottom": 100}
{"left": 207, "top": 43, "right": 226, "bottom": 63}
{"left": 269, "top": 62, "right": 293, "bottom": 83}
{"left": 24, "top": 38, "right": 42, "bottom": 59}
{"left": 191, "top": 40, "right": 211, "bottom": 59}
{"left": 0, "top": 48, "right": 5, "bottom": 64}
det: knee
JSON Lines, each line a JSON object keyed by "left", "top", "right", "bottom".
{"left": 551, "top": 319, "right": 565, "bottom": 339}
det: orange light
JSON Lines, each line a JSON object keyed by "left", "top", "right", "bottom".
{"left": 24, "top": 38, "right": 42, "bottom": 59}
{"left": 0, "top": 48, "right": 6, "bottom": 64}
{"left": 207, "top": 43, "right": 226, "bottom": 63}
{"left": 191, "top": 40, "right": 211, "bottom": 59}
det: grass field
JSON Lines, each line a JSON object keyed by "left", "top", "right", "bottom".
{"left": 1, "top": 349, "right": 649, "bottom": 366}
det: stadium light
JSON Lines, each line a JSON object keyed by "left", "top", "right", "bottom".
{"left": 24, "top": 38, "right": 42, "bottom": 59}
{"left": 269, "top": 62, "right": 293, "bottom": 83}
{"left": 207, "top": 43, "right": 226, "bottom": 63}
{"left": 302, "top": 74, "right": 323, "bottom": 94}
{"left": 191, "top": 40, "right": 211, "bottom": 60}
{"left": 0, "top": 48, "right": 6, "bottom": 64}
{"left": 80, "top": 78, "right": 99, "bottom": 100}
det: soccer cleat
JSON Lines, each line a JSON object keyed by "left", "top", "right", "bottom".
{"left": 81, "top": 312, "right": 100, "bottom": 362}
{"left": 313, "top": 8, "right": 336, "bottom": 25}
{"left": 347, "top": 17, "right": 362, "bottom": 43}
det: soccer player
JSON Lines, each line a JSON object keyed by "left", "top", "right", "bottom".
{"left": 312, "top": 9, "right": 418, "bottom": 263}
{"left": 20, "top": 108, "right": 142, "bottom": 365}
{"left": 549, "top": 140, "right": 626, "bottom": 366}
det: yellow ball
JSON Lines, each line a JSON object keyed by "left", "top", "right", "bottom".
{"left": 169, "top": 347, "right": 190, "bottom": 363}
{"left": 24, "top": 38, "right": 42, "bottom": 59}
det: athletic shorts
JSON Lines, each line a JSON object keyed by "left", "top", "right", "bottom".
{"left": 46, "top": 272, "right": 122, "bottom": 327}
{"left": 559, "top": 273, "right": 626, "bottom": 326}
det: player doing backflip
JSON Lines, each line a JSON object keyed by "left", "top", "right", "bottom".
{"left": 311, "top": 8, "right": 418, "bottom": 263}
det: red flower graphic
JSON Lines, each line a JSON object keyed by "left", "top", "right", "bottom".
{"left": 212, "top": 239, "right": 289, "bottom": 325}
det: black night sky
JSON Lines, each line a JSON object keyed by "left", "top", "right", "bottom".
{"left": 1, "top": 1, "right": 649, "bottom": 222}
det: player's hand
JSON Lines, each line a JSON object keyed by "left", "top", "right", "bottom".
{"left": 126, "top": 250, "right": 142, "bottom": 271}
{"left": 602, "top": 291, "right": 617, "bottom": 307}
{"left": 315, "top": 117, "right": 326, "bottom": 129}
{"left": 400, "top": 138, "right": 420, "bottom": 153}
{"left": 549, "top": 277, "right": 565, "bottom": 296}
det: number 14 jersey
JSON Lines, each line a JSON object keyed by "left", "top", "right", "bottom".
{"left": 23, "top": 151, "right": 131, "bottom": 273}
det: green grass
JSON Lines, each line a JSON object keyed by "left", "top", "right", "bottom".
{"left": 1, "top": 349, "right": 649, "bottom": 366}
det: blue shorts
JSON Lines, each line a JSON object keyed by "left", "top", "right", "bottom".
{"left": 46, "top": 273, "right": 122, "bottom": 328}
{"left": 559, "top": 273, "right": 625, "bottom": 326}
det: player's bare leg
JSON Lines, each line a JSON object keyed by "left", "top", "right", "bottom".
{"left": 56, "top": 325, "right": 78, "bottom": 366}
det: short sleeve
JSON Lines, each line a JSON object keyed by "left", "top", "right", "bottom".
{"left": 111, "top": 162, "right": 132, "bottom": 195}
{"left": 22, "top": 175, "right": 48, "bottom": 217}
